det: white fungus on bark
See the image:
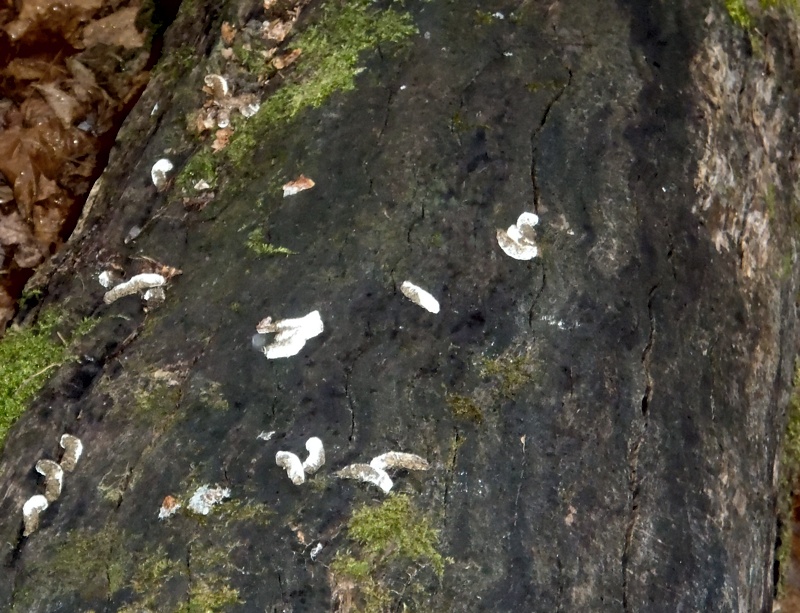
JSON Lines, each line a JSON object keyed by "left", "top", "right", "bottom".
{"left": 276, "top": 451, "right": 305, "bottom": 485}
{"left": 150, "top": 158, "right": 174, "bottom": 190}
{"left": 369, "top": 452, "right": 430, "bottom": 472}
{"left": 301, "top": 437, "right": 325, "bottom": 474}
{"left": 158, "top": 495, "right": 182, "bottom": 520}
{"left": 400, "top": 281, "right": 440, "bottom": 314}
{"left": 336, "top": 463, "right": 394, "bottom": 493}
{"left": 22, "top": 495, "right": 49, "bottom": 536}
{"left": 35, "top": 459, "right": 63, "bottom": 502}
{"left": 103, "top": 273, "right": 166, "bottom": 304}
{"left": 59, "top": 434, "right": 83, "bottom": 472}
{"left": 256, "top": 310, "right": 324, "bottom": 359}
{"left": 187, "top": 485, "right": 230, "bottom": 515}
{"left": 497, "top": 212, "right": 540, "bottom": 260}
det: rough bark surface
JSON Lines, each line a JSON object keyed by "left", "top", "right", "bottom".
{"left": 1, "top": 0, "right": 799, "bottom": 611}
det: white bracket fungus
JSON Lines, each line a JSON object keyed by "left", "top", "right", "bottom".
{"left": 282, "top": 175, "right": 315, "bottom": 197}
{"left": 276, "top": 437, "right": 326, "bottom": 485}
{"left": 276, "top": 451, "right": 306, "bottom": 485}
{"left": 59, "top": 434, "right": 83, "bottom": 472}
{"left": 35, "top": 459, "right": 63, "bottom": 502}
{"left": 336, "top": 464, "right": 394, "bottom": 493}
{"left": 400, "top": 281, "right": 440, "bottom": 314}
{"left": 256, "top": 310, "right": 324, "bottom": 359}
{"left": 187, "top": 484, "right": 230, "bottom": 515}
{"left": 151, "top": 158, "right": 174, "bottom": 190}
{"left": 103, "top": 273, "right": 166, "bottom": 305}
{"left": 369, "top": 452, "right": 430, "bottom": 472}
{"left": 22, "top": 495, "right": 49, "bottom": 536}
{"left": 497, "top": 212, "right": 540, "bottom": 260}
{"left": 338, "top": 451, "right": 430, "bottom": 494}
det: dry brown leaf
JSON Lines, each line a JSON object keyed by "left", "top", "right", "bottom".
{"left": 82, "top": 6, "right": 145, "bottom": 49}
{"left": 3, "top": 58, "right": 68, "bottom": 83}
{"left": 221, "top": 21, "right": 236, "bottom": 45}
{"left": 272, "top": 48, "right": 301, "bottom": 70}
{"left": 33, "top": 83, "right": 83, "bottom": 127}
{"left": 263, "top": 0, "right": 277, "bottom": 10}
{"left": 211, "top": 127, "right": 233, "bottom": 152}
{"left": 282, "top": 175, "right": 315, "bottom": 196}
{"left": 4, "top": 0, "right": 103, "bottom": 42}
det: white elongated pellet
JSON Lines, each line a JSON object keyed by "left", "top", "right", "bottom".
{"left": 301, "top": 437, "right": 325, "bottom": 474}
{"left": 35, "top": 460, "right": 63, "bottom": 502}
{"left": 103, "top": 273, "right": 166, "bottom": 304}
{"left": 187, "top": 484, "right": 230, "bottom": 515}
{"left": 400, "top": 281, "right": 440, "bottom": 314}
{"left": 276, "top": 451, "right": 305, "bottom": 485}
{"left": 497, "top": 212, "right": 540, "bottom": 260}
{"left": 22, "top": 495, "right": 49, "bottom": 536}
{"left": 151, "top": 158, "right": 174, "bottom": 190}
{"left": 59, "top": 434, "right": 83, "bottom": 472}
{"left": 369, "top": 452, "right": 429, "bottom": 472}
{"left": 256, "top": 310, "right": 324, "bottom": 359}
{"left": 336, "top": 463, "right": 393, "bottom": 493}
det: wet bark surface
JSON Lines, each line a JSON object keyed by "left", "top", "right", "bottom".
{"left": 0, "top": 0, "right": 799, "bottom": 611}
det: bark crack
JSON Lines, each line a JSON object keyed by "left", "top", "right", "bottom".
{"left": 622, "top": 282, "right": 658, "bottom": 611}
{"left": 530, "top": 69, "right": 573, "bottom": 214}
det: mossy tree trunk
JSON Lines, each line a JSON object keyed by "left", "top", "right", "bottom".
{"left": 0, "top": 0, "right": 798, "bottom": 611}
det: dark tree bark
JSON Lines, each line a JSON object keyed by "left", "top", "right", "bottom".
{"left": 0, "top": 0, "right": 798, "bottom": 611}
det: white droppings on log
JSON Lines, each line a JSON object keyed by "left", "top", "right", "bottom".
{"left": 103, "top": 273, "right": 166, "bottom": 305}
{"left": 187, "top": 485, "right": 230, "bottom": 515}
{"left": 400, "top": 281, "right": 440, "bottom": 314}
{"left": 151, "top": 158, "right": 174, "bottom": 190}
{"left": 369, "top": 451, "right": 430, "bottom": 472}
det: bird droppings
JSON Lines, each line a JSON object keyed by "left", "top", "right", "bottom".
{"left": 103, "top": 273, "right": 166, "bottom": 305}
{"left": 276, "top": 450, "right": 306, "bottom": 485}
{"left": 369, "top": 452, "right": 430, "bottom": 472}
{"left": 302, "top": 437, "right": 326, "bottom": 474}
{"left": 257, "top": 430, "right": 275, "bottom": 441}
{"left": 59, "top": 434, "right": 83, "bottom": 472}
{"left": 497, "top": 212, "right": 540, "bottom": 260}
{"left": 400, "top": 281, "right": 440, "bottom": 314}
{"left": 158, "top": 495, "right": 182, "bottom": 520}
{"left": 187, "top": 484, "right": 231, "bottom": 516}
{"left": 22, "top": 495, "right": 49, "bottom": 536}
{"left": 276, "top": 437, "right": 326, "bottom": 484}
{"left": 255, "top": 310, "right": 324, "bottom": 359}
{"left": 150, "top": 158, "right": 174, "bottom": 190}
{"left": 336, "top": 463, "right": 394, "bottom": 493}
{"left": 143, "top": 286, "right": 166, "bottom": 307}
{"left": 310, "top": 542, "right": 324, "bottom": 561}
{"left": 35, "top": 459, "right": 63, "bottom": 502}
{"left": 282, "top": 175, "right": 315, "bottom": 197}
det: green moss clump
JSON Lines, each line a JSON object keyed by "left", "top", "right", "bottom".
{"left": 725, "top": 0, "right": 754, "bottom": 28}
{"left": 226, "top": 0, "right": 417, "bottom": 165}
{"left": 480, "top": 355, "right": 533, "bottom": 398}
{"left": 446, "top": 394, "right": 483, "bottom": 424}
{"left": 246, "top": 229, "right": 296, "bottom": 256}
{"left": 330, "top": 495, "right": 445, "bottom": 612}
{"left": 0, "top": 310, "right": 94, "bottom": 450}
{"left": 178, "top": 582, "right": 241, "bottom": 613}
{"left": 176, "top": 148, "right": 218, "bottom": 192}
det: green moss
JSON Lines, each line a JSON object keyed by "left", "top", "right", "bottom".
{"left": 176, "top": 148, "right": 218, "bottom": 192}
{"left": 226, "top": 0, "right": 417, "bottom": 166}
{"left": 446, "top": 394, "right": 483, "bottom": 424}
{"left": 246, "top": 229, "right": 296, "bottom": 256}
{"left": 197, "top": 380, "right": 230, "bottom": 411}
{"left": 217, "top": 499, "right": 273, "bottom": 526}
{"left": 134, "top": 380, "right": 182, "bottom": 422}
{"left": 480, "top": 354, "right": 534, "bottom": 398}
{"left": 777, "top": 361, "right": 800, "bottom": 598}
{"left": 179, "top": 582, "right": 241, "bottom": 613}
{"left": 330, "top": 495, "right": 445, "bottom": 612}
{"left": 153, "top": 44, "right": 196, "bottom": 78}
{"left": 0, "top": 310, "right": 94, "bottom": 450}
{"left": 725, "top": 0, "right": 754, "bottom": 28}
